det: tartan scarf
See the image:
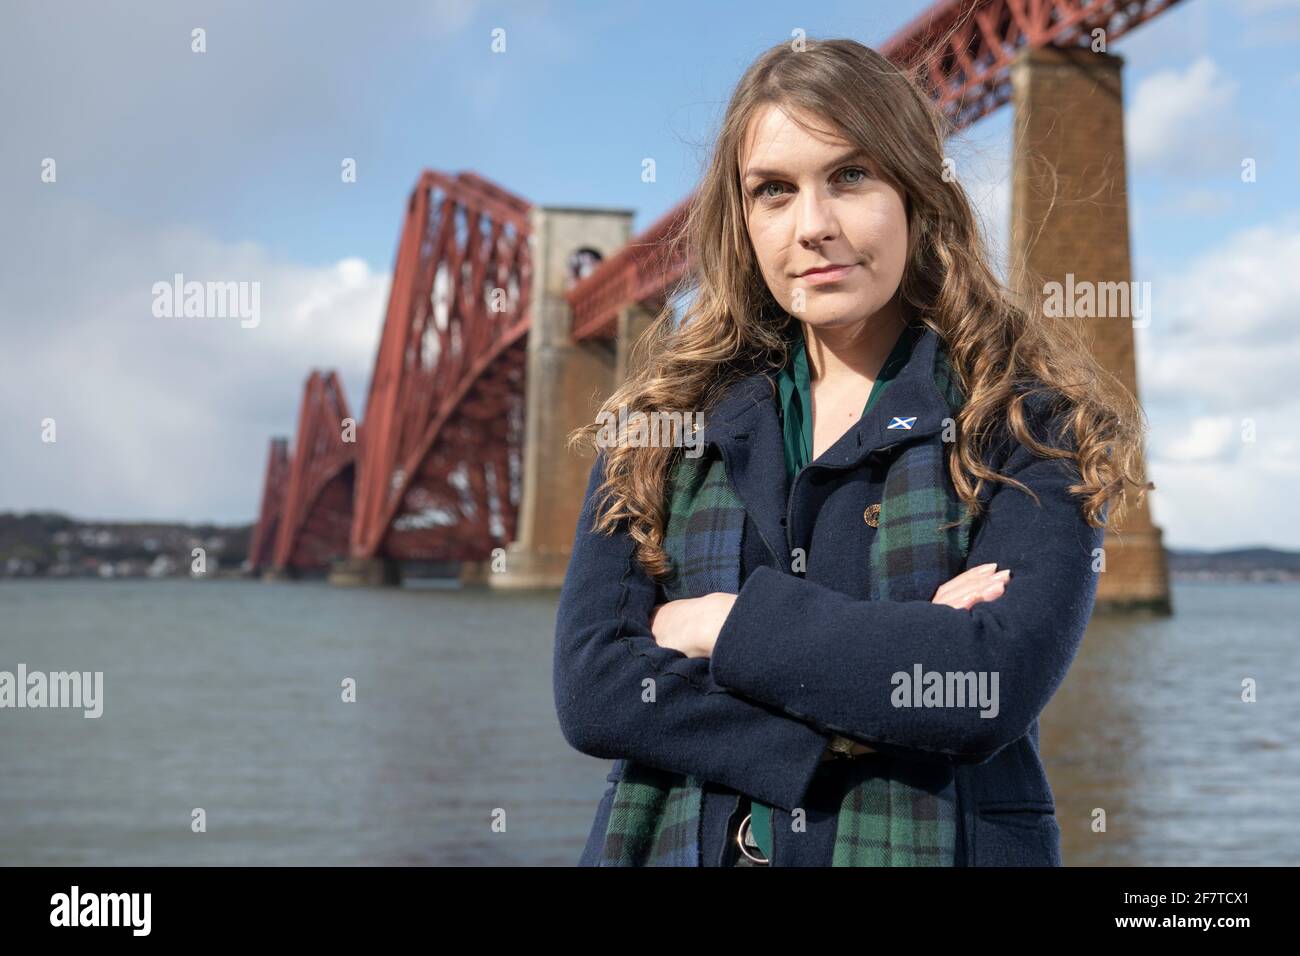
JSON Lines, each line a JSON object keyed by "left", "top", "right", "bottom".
{"left": 597, "top": 332, "right": 973, "bottom": 867}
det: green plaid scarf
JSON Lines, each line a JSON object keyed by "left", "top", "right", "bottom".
{"left": 598, "top": 331, "right": 972, "bottom": 867}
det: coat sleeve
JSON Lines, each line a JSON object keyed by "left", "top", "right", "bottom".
{"left": 553, "top": 452, "right": 832, "bottom": 812}
{"left": 708, "top": 406, "right": 1106, "bottom": 767}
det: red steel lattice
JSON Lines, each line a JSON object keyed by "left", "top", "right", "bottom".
{"left": 271, "top": 370, "right": 357, "bottom": 571}
{"left": 882, "top": 0, "right": 1185, "bottom": 131}
{"left": 247, "top": 436, "right": 289, "bottom": 572}
{"left": 349, "top": 171, "right": 532, "bottom": 562}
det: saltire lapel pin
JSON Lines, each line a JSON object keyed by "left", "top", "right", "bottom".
{"left": 887, "top": 416, "right": 917, "bottom": 430}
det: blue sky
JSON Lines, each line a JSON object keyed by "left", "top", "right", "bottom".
{"left": 3, "top": 0, "right": 1299, "bottom": 550}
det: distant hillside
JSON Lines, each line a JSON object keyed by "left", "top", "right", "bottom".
{"left": 0, "top": 512, "right": 252, "bottom": 578}
{"left": 1166, "top": 547, "right": 1300, "bottom": 582}
{"left": 1, "top": 512, "right": 1297, "bottom": 582}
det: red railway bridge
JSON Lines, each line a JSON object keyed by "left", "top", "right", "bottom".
{"left": 251, "top": 0, "right": 1181, "bottom": 610}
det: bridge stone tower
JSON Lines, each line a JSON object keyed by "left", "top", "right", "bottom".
{"left": 479, "top": 205, "right": 636, "bottom": 589}
{"left": 1010, "top": 45, "right": 1171, "bottom": 613}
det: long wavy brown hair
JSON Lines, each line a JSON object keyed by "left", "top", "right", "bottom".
{"left": 568, "top": 36, "right": 1152, "bottom": 581}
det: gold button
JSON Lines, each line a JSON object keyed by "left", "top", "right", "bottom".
{"left": 863, "top": 503, "right": 880, "bottom": 527}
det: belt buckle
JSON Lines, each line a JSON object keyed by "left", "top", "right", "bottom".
{"left": 736, "top": 812, "right": 770, "bottom": 865}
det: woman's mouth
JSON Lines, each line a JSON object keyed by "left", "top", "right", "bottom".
{"left": 799, "top": 263, "right": 858, "bottom": 285}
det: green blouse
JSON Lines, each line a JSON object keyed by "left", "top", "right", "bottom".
{"left": 746, "top": 317, "right": 922, "bottom": 862}
{"left": 776, "top": 319, "right": 923, "bottom": 480}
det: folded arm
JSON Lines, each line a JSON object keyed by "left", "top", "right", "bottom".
{"left": 553, "top": 452, "right": 831, "bottom": 811}
{"left": 709, "top": 425, "right": 1106, "bottom": 766}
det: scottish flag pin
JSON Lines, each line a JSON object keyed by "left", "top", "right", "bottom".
{"left": 887, "top": 416, "right": 917, "bottom": 430}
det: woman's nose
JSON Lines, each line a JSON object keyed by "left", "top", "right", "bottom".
{"left": 795, "top": 193, "right": 840, "bottom": 247}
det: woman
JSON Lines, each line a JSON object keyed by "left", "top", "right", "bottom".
{"left": 553, "top": 37, "right": 1148, "bottom": 867}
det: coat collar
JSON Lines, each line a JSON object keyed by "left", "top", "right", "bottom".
{"left": 696, "top": 321, "right": 959, "bottom": 560}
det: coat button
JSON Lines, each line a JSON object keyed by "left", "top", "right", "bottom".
{"left": 863, "top": 503, "right": 880, "bottom": 527}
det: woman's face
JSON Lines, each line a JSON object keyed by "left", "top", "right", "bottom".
{"left": 739, "top": 103, "right": 909, "bottom": 333}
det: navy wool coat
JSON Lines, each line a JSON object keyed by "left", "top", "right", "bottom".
{"left": 553, "top": 325, "right": 1104, "bottom": 866}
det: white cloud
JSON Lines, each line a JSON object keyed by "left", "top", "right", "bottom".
{"left": 0, "top": 195, "right": 390, "bottom": 523}
{"left": 1155, "top": 416, "right": 1238, "bottom": 464}
{"left": 1126, "top": 57, "right": 1245, "bottom": 176}
{"left": 1137, "top": 220, "right": 1300, "bottom": 549}
{"left": 1144, "top": 222, "right": 1300, "bottom": 356}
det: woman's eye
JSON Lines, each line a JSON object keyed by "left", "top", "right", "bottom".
{"left": 751, "top": 167, "right": 872, "bottom": 200}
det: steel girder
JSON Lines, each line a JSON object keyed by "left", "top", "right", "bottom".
{"left": 248, "top": 436, "right": 289, "bottom": 572}
{"left": 349, "top": 171, "right": 532, "bottom": 563}
{"left": 271, "top": 370, "right": 357, "bottom": 571}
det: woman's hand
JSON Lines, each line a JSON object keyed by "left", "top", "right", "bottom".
{"left": 649, "top": 592, "right": 737, "bottom": 658}
{"left": 647, "top": 571, "right": 1007, "bottom": 758}
{"left": 931, "top": 562, "right": 1012, "bottom": 610}
{"left": 650, "top": 564, "right": 1012, "bottom": 658}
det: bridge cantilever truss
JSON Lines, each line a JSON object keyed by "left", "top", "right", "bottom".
{"left": 247, "top": 437, "right": 288, "bottom": 572}
{"left": 350, "top": 171, "right": 532, "bottom": 564}
{"left": 263, "top": 370, "right": 357, "bottom": 573}
{"left": 251, "top": 172, "right": 532, "bottom": 574}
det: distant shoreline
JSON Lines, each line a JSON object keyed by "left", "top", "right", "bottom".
{"left": 3, "top": 512, "right": 1299, "bottom": 582}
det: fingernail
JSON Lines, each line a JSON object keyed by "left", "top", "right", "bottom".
{"left": 994, "top": 569, "right": 1011, "bottom": 578}
{"left": 976, "top": 562, "right": 997, "bottom": 572}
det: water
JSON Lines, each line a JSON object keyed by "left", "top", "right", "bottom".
{"left": 0, "top": 579, "right": 1296, "bottom": 865}
{"left": 1047, "top": 582, "right": 1300, "bottom": 865}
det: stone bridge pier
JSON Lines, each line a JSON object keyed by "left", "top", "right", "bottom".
{"left": 1010, "top": 46, "right": 1169, "bottom": 613}
{"left": 476, "top": 205, "right": 647, "bottom": 589}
